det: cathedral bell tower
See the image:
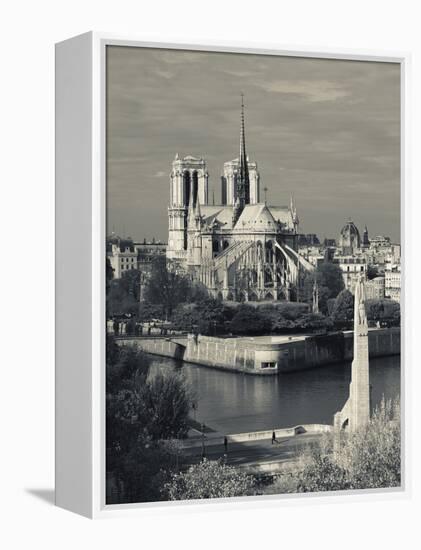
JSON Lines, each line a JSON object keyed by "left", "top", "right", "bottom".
{"left": 167, "top": 154, "right": 209, "bottom": 261}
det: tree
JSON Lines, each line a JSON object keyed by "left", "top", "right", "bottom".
{"left": 366, "top": 265, "right": 380, "bottom": 280}
{"left": 283, "top": 398, "right": 400, "bottom": 494}
{"left": 107, "top": 271, "right": 140, "bottom": 317}
{"left": 317, "top": 262, "right": 345, "bottom": 298}
{"left": 366, "top": 299, "right": 400, "bottom": 326}
{"left": 106, "top": 338, "right": 150, "bottom": 394}
{"left": 144, "top": 257, "right": 191, "bottom": 317}
{"left": 106, "top": 257, "right": 114, "bottom": 291}
{"left": 137, "top": 372, "right": 194, "bottom": 440}
{"left": 138, "top": 302, "right": 165, "bottom": 322}
{"left": 229, "top": 304, "right": 272, "bottom": 335}
{"left": 295, "top": 312, "right": 333, "bottom": 332}
{"left": 342, "top": 399, "right": 401, "bottom": 489}
{"left": 331, "top": 289, "right": 354, "bottom": 327}
{"left": 120, "top": 269, "right": 141, "bottom": 300}
{"left": 106, "top": 339, "right": 152, "bottom": 454}
{"left": 163, "top": 459, "right": 256, "bottom": 500}
{"left": 297, "top": 452, "right": 349, "bottom": 492}
{"left": 303, "top": 262, "right": 344, "bottom": 314}
{"left": 106, "top": 340, "right": 194, "bottom": 503}
{"left": 107, "top": 430, "right": 175, "bottom": 504}
{"left": 194, "top": 298, "right": 234, "bottom": 335}
{"left": 186, "top": 281, "right": 210, "bottom": 303}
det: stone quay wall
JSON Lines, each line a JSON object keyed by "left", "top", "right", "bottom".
{"left": 116, "top": 337, "right": 187, "bottom": 361}
{"left": 116, "top": 327, "right": 400, "bottom": 375}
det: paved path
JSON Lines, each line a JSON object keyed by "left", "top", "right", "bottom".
{"left": 182, "top": 433, "right": 322, "bottom": 469}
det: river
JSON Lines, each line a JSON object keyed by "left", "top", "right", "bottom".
{"left": 149, "top": 355, "right": 400, "bottom": 434}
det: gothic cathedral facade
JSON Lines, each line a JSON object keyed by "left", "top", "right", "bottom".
{"left": 166, "top": 97, "right": 309, "bottom": 302}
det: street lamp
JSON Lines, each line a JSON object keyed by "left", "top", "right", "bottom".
{"left": 201, "top": 422, "right": 206, "bottom": 460}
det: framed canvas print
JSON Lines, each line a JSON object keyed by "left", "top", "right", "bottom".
{"left": 55, "top": 32, "right": 408, "bottom": 518}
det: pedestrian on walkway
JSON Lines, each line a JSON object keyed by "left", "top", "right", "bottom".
{"left": 201, "top": 431, "right": 206, "bottom": 460}
{"left": 272, "top": 430, "right": 277, "bottom": 445}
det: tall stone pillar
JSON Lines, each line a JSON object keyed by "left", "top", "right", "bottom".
{"left": 333, "top": 275, "right": 370, "bottom": 436}
{"left": 348, "top": 277, "right": 370, "bottom": 430}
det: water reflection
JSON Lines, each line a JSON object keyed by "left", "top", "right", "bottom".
{"left": 149, "top": 355, "right": 400, "bottom": 434}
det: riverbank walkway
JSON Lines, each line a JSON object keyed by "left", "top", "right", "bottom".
{"left": 182, "top": 432, "right": 323, "bottom": 472}
{"left": 179, "top": 424, "right": 330, "bottom": 473}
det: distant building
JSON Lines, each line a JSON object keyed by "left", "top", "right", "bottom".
{"left": 107, "top": 236, "right": 167, "bottom": 279}
{"left": 338, "top": 219, "right": 361, "bottom": 255}
{"left": 298, "top": 245, "right": 324, "bottom": 268}
{"left": 362, "top": 236, "right": 400, "bottom": 271}
{"left": 389, "top": 244, "right": 401, "bottom": 264}
{"left": 108, "top": 241, "right": 137, "bottom": 279}
{"left": 298, "top": 233, "right": 320, "bottom": 246}
{"left": 385, "top": 265, "right": 401, "bottom": 303}
{"left": 370, "top": 235, "right": 391, "bottom": 247}
{"left": 323, "top": 238, "right": 337, "bottom": 248}
{"left": 362, "top": 225, "right": 370, "bottom": 247}
{"left": 365, "top": 276, "right": 385, "bottom": 300}
{"left": 334, "top": 255, "right": 367, "bottom": 293}
{"left": 134, "top": 239, "right": 167, "bottom": 274}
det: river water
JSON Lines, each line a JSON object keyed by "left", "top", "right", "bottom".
{"left": 149, "top": 355, "right": 400, "bottom": 434}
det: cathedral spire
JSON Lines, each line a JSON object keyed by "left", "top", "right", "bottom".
{"left": 237, "top": 93, "right": 250, "bottom": 208}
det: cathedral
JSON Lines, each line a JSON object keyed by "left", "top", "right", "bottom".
{"left": 166, "top": 97, "right": 312, "bottom": 302}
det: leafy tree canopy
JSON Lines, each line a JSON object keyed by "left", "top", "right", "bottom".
{"left": 137, "top": 372, "right": 194, "bottom": 440}
{"left": 229, "top": 304, "right": 272, "bottom": 335}
{"left": 366, "top": 265, "right": 380, "bottom": 280}
{"left": 366, "top": 299, "right": 400, "bottom": 326}
{"left": 144, "top": 257, "right": 191, "bottom": 317}
{"left": 164, "top": 459, "right": 255, "bottom": 500}
{"left": 289, "top": 398, "right": 400, "bottom": 493}
{"left": 107, "top": 270, "right": 141, "bottom": 317}
{"left": 331, "top": 289, "right": 354, "bottom": 326}
{"left": 303, "top": 262, "right": 344, "bottom": 314}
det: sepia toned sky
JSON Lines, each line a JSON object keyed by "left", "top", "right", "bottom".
{"left": 106, "top": 46, "right": 400, "bottom": 243}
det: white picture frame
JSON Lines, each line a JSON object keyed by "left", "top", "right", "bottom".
{"left": 55, "top": 31, "right": 410, "bottom": 518}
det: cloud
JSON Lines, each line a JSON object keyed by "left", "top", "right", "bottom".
{"left": 255, "top": 79, "right": 351, "bottom": 102}
{"left": 222, "top": 69, "right": 256, "bottom": 78}
{"left": 158, "top": 51, "right": 206, "bottom": 64}
{"left": 154, "top": 69, "right": 174, "bottom": 79}
{"left": 106, "top": 47, "right": 400, "bottom": 243}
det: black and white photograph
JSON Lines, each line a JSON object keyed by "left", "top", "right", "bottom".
{"left": 105, "top": 45, "right": 401, "bottom": 505}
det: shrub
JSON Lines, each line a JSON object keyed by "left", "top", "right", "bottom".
{"left": 283, "top": 398, "right": 401, "bottom": 494}
{"left": 163, "top": 459, "right": 256, "bottom": 500}
{"left": 229, "top": 305, "right": 272, "bottom": 335}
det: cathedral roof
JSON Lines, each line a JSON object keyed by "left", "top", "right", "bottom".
{"left": 269, "top": 206, "right": 295, "bottom": 228}
{"left": 198, "top": 203, "right": 295, "bottom": 232}
{"left": 234, "top": 204, "right": 294, "bottom": 230}
{"left": 201, "top": 205, "right": 235, "bottom": 229}
{"left": 235, "top": 203, "right": 278, "bottom": 231}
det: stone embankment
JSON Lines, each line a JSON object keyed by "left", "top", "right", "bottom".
{"left": 116, "top": 327, "right": 400, "bottom": 375}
